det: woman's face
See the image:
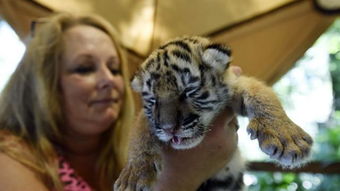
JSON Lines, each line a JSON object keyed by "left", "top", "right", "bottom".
{"left": 60, "top": 25, "right": 124, "bottom": 136}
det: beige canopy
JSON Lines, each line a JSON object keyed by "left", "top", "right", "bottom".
{"left": 0, "top": 0, "right": 338, "bottom": 84}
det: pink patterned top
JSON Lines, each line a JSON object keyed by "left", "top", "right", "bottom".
{"left": 0, "top": 130, "right": 93, "bottom": 191}
{"left": 58, "top": 155, "right": 93, "bottom": 191}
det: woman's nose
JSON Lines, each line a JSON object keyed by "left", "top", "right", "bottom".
{"left": 97, "top": 66, "right": 115, "bottom": 90}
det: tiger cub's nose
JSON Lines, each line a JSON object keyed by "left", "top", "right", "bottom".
{"left": 162, "top": 124, "right": 176, "bottom": 135}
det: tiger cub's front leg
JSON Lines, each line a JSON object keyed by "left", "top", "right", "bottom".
{"left": 227, "top": 73, "right": 313, "bottom": 167}
{"left": 114, "top": 113, "right": 159, "bottom": 191}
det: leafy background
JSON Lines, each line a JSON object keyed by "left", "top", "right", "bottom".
{"left": 246, "top": 19, "right": 340, "bottom": 191}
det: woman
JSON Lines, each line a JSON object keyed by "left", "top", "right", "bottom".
{"left": 0, "top": 13, "right": 239, "bottom": 191}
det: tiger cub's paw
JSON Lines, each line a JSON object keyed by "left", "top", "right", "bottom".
{"left": 114, "top": 160, "right": 155, "bottom": 191}
{"left": 247, "top": 117, "right": 313, "bottom": 167}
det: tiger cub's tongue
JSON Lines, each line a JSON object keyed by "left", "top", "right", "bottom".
{"left": 171, "top": 136, "right": 182, "bottom": 145}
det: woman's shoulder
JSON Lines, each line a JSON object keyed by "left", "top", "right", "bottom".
{"left": 0, "top": 130, "right": 41, "bottom": 166}
{"left": 0, "top": 152, "right": 49, "bottom": 190}
{"left": 0, "top": 130, "right": 50, "bottom": 190}
{"left": 0, "top": 131, "right": 49, "bottom": 191}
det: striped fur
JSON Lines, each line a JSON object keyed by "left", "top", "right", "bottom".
{"left": 132, "top": 36, "right": 233, "bottom": 150}
{"left": 115, "top": 36, "right": 313, "bottom": 191}
{"left": 131, "top": 36, "right": 245, "bottom": 190}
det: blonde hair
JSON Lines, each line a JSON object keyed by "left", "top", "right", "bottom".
{"left": 0, "top": 13, "right": 135, "bottom": 190}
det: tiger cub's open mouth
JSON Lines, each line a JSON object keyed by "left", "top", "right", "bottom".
{"left": 169, "top": 135, "right": 204, "bottom": 150}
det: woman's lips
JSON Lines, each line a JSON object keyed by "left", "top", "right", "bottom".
{"left": 90, "top": 98, "right": 118, "bottom": 106}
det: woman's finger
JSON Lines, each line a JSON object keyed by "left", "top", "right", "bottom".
{"left": 230, "top": 65, "right": 242, "bottom": 77}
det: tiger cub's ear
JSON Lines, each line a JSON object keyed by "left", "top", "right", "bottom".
{"left": 131, "top": 74, "right": 143, "bottom": 92}
{"left": 202, "top": 43, "right": 232, "bottom": 73}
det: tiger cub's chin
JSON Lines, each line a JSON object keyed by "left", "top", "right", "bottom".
{"left": 168, "top": 135, "right": 204, "bottom": 150}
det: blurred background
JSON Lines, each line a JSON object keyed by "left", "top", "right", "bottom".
{"left": 239, "top": 19, "right": 340, "bottom": 191}
{"left": 0, "top": 0, "right": 339, "bottom": 190}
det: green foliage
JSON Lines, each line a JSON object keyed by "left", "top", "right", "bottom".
{"left": 247, "top": 172, "right": 340, "bottom": 191}
{"left": 313, "top": 110, "right": 340, "bottom": 161}
{"left": 248, "top": 172, "right": 303, "bottom": 191}
{"left": 328, "top": 19, "right": 340, "bottom": 109}
{"left": 314, "top": 175, "right": 340, "bottom": 191}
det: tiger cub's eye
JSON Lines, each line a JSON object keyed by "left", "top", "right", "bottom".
{"left": 144, "top": 96, "right": 156, "bottom": 106}
{"left": 183, "top": 86, "right": 199, "bottom": 98}
{"left": 149, "top": 97, "right": 156, "bottom": 104}
{"left": 179, "top": 92, "right": 187, "bottom": 101}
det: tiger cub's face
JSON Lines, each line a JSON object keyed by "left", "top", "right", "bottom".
{"left": 132, "top": 37, "right": 232, "bottom": 149}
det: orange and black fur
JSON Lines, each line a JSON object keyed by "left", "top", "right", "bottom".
{"left": 114, "top": 36, "right": 313, "bottom": 191}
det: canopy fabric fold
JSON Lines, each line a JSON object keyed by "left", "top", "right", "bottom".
{"left": 0, "top": 0, "right": 338, "bottom": 84}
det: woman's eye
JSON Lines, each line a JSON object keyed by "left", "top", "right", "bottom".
{"left": 107, "top": 57, "right": 121, "bottom": 75}
{"left": 110, "top": 68, "right": 122, "bottom": 75}
{"left": 74, "top": 66, "right": 94, "bottom": 74}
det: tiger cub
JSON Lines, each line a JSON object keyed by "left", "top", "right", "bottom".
{"left": 114, "top": 36, "right": 313, "bottom": 191}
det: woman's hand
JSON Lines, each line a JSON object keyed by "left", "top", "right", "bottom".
{"left": 153, "top": 66, "right": 242, "bottom": 191}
